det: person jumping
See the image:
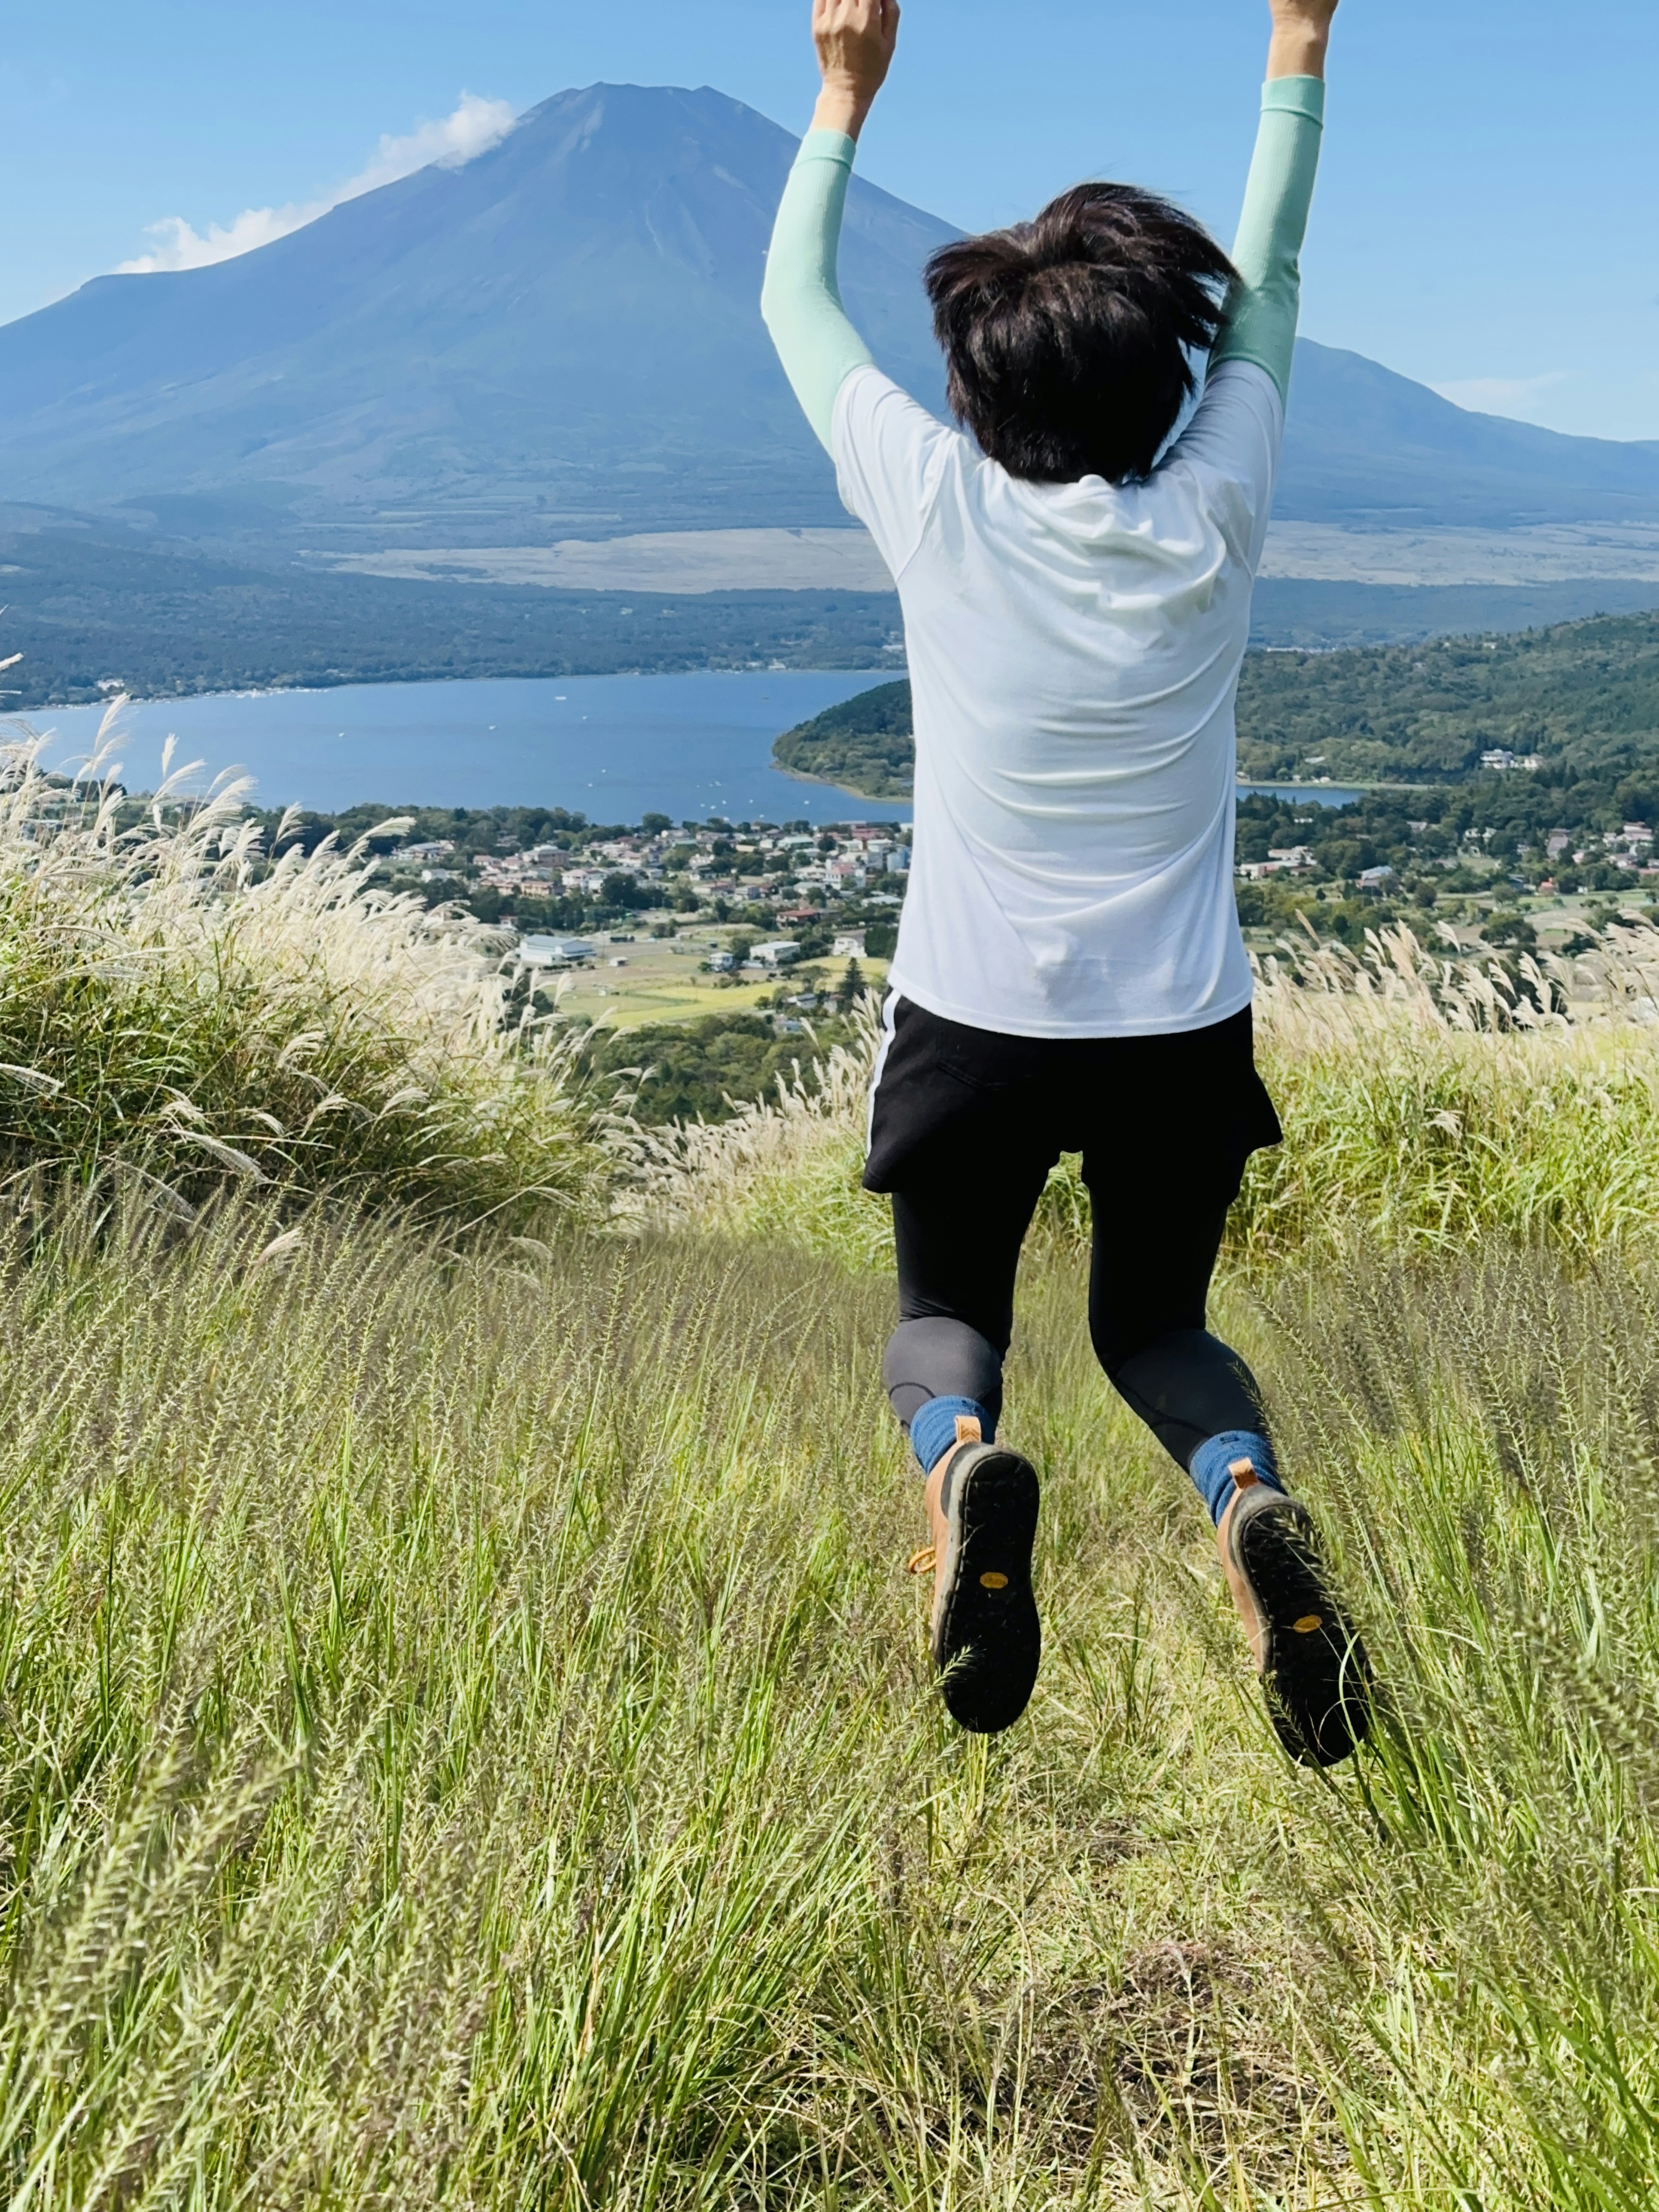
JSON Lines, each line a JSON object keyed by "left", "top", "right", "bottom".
{"left": 763, "top": 0, "right": 1369, "bottom": 1764}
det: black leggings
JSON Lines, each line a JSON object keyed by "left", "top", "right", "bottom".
{"left": 883, "top": 1149, "right": 1268, "bottom": 1471}
{"left": 870, "top": 998, "right": 1278, "bottom": 1470}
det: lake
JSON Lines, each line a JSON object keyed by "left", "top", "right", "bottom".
{"left": 14, "top": 671, "right": 1367, "bottom": 824}
{"left": 17, "top": 671, "right": 913, "bottom": 824}
{"left": 1238, "top": 782, "right": 1365, "bottom": 807}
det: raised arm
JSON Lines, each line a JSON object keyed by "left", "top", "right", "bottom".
{"left": 761, "top": 0, "right": 900, "bottom": 452}
{"left": 1211, "top": 0, "right": 1339, "bottom": 404}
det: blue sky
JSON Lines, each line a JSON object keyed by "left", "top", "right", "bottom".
{"left": 8, "top": 0, "right": 1659, "bottom": 440}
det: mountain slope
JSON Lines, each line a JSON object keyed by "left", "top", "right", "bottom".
{"left": 1280, "top": 346, "right": 1659, "bottom": 528}
{"left": 2, "top": 85, "right": 1658, "bottom": 540}
{"left": 0, "top": 86, "right": 952, "bottom": 536}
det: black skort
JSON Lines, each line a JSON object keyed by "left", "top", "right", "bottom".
{"left": 864, "top": 996, "right": 1282, "bottom": 1197}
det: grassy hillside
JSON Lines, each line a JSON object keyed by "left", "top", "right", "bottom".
{"left": 774, "top": 607, "right": 1659, "bottom": 798}
{"left": 624, "top": 925, "right": 1659, "bottom": 1266}
{"left": 10, "top": 1189, "right": 1659, "bottom": 2203}
{"left": 0, "top": 745, "right": 604, "bottom": 1223}
{"left": 17, "top": 742, "right": 1659, "bottom": 2199}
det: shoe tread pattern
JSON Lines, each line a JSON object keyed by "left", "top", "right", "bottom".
{"left": 933, "top": 1445, "right": 1041, "bottom": 1735}
{"left": 1237, "top": 1496, "right": 1371, "bottom": 1768}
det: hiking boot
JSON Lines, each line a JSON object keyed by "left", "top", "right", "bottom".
{"left": 907, "top": 1417, "right": 1041, "bottom": 1735}
{"left": 1218, "top": 1460, "right": 1371, "bottom": 1768}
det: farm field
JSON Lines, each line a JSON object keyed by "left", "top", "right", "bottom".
{"left": 549, "top": 928, "right": 890, "bottom": 1031}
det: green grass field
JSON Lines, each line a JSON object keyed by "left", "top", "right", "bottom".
{"left": 6, "top": 1202, "right": 1659, "bottom": 2206}
{"left": 552, "top": 937, "right": 890, "bottom": 1033}
{"left": 10, "top": 750, "right": 1659, "bottom": 2204}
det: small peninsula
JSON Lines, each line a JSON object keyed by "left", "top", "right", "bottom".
{"left": 772, "top": 679, "right": 916, "bottom": 798}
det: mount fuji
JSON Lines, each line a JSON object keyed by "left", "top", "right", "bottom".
{"left": 1, "top": 83, "right": 1658, "bottom": 546}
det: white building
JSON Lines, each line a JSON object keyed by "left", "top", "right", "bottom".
{"left": 519, "top": 936, "right": 595, "bottom": 968}
{"left": 1237, "top": 848, "right": 1316, "bottom": 881}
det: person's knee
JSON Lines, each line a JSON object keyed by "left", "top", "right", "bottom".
{"left": 883, "top": 1316, "right": 1005, "bottom": 1429}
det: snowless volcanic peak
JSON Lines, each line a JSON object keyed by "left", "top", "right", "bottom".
{"left": 3, "top": 83, "right": 1658, "bottom": 543}
{"left": 0, "top": 84, "right": 955, "bottom": 537}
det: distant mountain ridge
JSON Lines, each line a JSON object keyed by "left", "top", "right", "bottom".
{"left": 1280, "top": 347, "right": 1659, "bottom": 529}
{"left": 1, "top": 83, "right": 1657, "bottom": 542}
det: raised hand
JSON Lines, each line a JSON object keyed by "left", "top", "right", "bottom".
{"left": 1267, "top": 0, "right": 1338, "bottom": 79}
{"left": 811, "top": 0, "right": 901, "bottom": 140}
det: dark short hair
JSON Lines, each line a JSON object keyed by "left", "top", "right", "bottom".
{"left": 924, "top": 185, "right": 1239, "bottom": 486}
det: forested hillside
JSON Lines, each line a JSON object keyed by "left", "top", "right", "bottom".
{"left": 772, "top": 678, "right": 915, "bottom": 797}
{"left": 774, "top": 608, "right": 1659, "bottom": 798}
{"left": 1238, "top": 610, "right": 1659, "bottom": 782}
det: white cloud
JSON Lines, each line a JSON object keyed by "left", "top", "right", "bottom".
{"left": 121, "top": 205, "right": 324, "bottom": 273}
{"left": 1430, "top": 372, "right": 1571, "bottom": 422}
{"left": 118, "top": 92, "right": 517, "bottom": 274}
{"left": 344, "top": 92, "right": 519, "bottom": 194}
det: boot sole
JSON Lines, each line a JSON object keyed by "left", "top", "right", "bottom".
{"left": 1236, "top": 1498, "right": 1371, "bottom": 1768}
{"left": 933, "top": 1447, "right": 1041, "bottom": 1735}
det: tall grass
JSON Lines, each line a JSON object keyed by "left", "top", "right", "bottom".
{"left": 0, "top": 719, "right": 600, "bottom": 1227}
{"left": 626, "top": 927, "right": 1659, "bottom": 1269}
{"left": 7, "top": 1195, "right": 1659, "bottom": 2202}
{"left": 1241, "top": 922, "right": 1659, "bottom": 1257}
{"left": 12, "top": 715, "right": 1659, "bottom": 2202}
{"left": 1240, "top": 1237, "right": 1659, "bottom": 2208}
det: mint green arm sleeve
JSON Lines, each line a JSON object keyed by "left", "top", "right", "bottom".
{"left": 1211, "top": 76, "right": 1326, "bottom": 404}
{"left": 761, "top": 131, "right": 877, "bottom": 454}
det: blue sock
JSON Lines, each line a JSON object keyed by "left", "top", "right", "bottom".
{"left": 1189, "top": 1430, "right": 1284, "bottom": 1528}
{"left": 909, "top": 1395, "right": 994, "bottom": 1478}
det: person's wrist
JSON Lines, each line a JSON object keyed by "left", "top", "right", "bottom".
{"left": 813, "top": 81, "right": 875, "bottom": 139}
{"left": 1265, "top": 22, "right": 1330, "bottom": 80}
